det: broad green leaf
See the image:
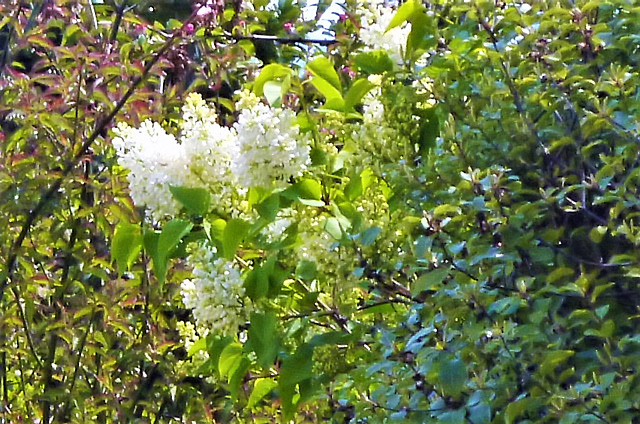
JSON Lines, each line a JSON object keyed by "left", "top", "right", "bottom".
{"left": 468, "top": 402, "right": 491, "bottom": 424}
{"left": 111, "top": 222, "right": 142, "bottom": 274}
{"left": 505, "top": 397, "right": 540, "bottom": 424}
{"left": 248, "top": 378, "right": 277, "bottom": 408}
{"left": 412, "top": 268, "right": 449, "bottom": 295}
{"left": 279, "top": 344, "right": 315, "bottom": 419}
{"left": 439, "top": 358, "right": 466, "bottom": 396}
{"left": 344, "top": 79, "right": 376, "bottom": 111}
{"left": 307, "top": 56, "right": 341, "bottom": 92}
{"left": 256, "top": 193, "right": 280, "bottom": 221}
{"left": 310, "top": 77, "right": 343, "bottom": 102}
{"left": 547, "top": 267, "right": 574, "bottom": 284}
{"left": 279, "top": 344, "right": 314, "bottom": 387}
{"left": 244, "top": 265, "right": 270, "bottom": 301}
{"left": 223, "top": 218, "right": 250, "bottom": 259}
{"left": 247, "top": 311, "right": 279, "bottom": 367}
{"left": 229, "top": 357, "right": 251, "bottom": 401}
{"left": 589, "top": 226, "right": 607, "bottom": 243}
{"left": 147, "top": 219, "right": 193, "bottom": 282}
{"left": 245, "top": 256, "right": 287, "bottom": 300}
{"left": 354, "top": 50, "right": 394, "bottom": 74}
{"left": 169, "top": 185, "right": 211, "bottom": 215}
{"left": 438, "top": 409, "right": 465, "bottom": 424}
{"left": 295, "top": 260, "right": 317, "bottom": 281}
{"left": 264, "top": 80, "right": 283, "bottom": 107}
{"left": 386, "top": 0, "right": 420, "bottom": 32}
{"left": 541, "top": 350, "right": 575, "bottom": 376}
{"left": 417, "top": 108, "right": 439, "bottom": 155}
{"left": 361, "top": 226, "right": 381, "bottom": 247}
{"left": 407, "top": 9, "right": 434, "bottom": 56}
{"left": 253, "top": 63, "right": 292, "bottom": 97}
{"left": 283, "top": 178, "right": 323, "bottom": 202}
{"left": 325, "top": 217, "right": 343, "bottom": 240}
{"left": 218, "top": 342, "right": 244, "bottom": 380}
{"left": 157, "top": 219, "right": 192, "bottom": 263}
{"left": 187, "top": 337, "right": 207, "bottom": 357}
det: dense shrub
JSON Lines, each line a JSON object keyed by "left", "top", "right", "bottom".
{"left": 2, "top": 0, "right": 640, "bottom": 423}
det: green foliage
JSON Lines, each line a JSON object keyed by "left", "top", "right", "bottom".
{"left": 5, "top": 0, "right": 640, "bottom": 422}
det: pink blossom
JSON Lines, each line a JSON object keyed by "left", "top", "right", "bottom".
{"left": 283, "top": 22, "right": 294, "bottom": 33}
{"left": 197, "top": 6, "right": 214, "bottom": 16}
{"left": 341, "top": 66, "right": 356, "bottom": 79}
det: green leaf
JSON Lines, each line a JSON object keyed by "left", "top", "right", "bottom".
{"left": 111, "top": 222, "right": 142, "bottom": 274}
{"left": 386, "top": 0, "right": 420, "bottom": 32}
{"left": 248, "top": 378, "right": 277, "bottom": 408}
{"left": 149, "top": 219, "right": 193, "bottom": 282}
{"left": 253, "top": 63, "right": 292, "bottom": 97}
{"left": 325, "top": 217, "right": 343, "bottom": 240}
{"left": 589, "top": 226, "right": 607, "bottom": 243}
{"left": 283, "top": 178, "right": 323, "bottom": 202}
{"left": 505, "top": 397, "right": 540, "bottom": 424}
{"left": 412, "top": 268, "right": 449, "bottom": 295}
{"left": 344, "top": 79, "right": 376, "bottom": 111}
{"left": 307, "top": 56, "right": 341, "bottom": 92}
{"left": 279, "top": 344, "right": 314, "bottom": 387}
{"left": 439, "top": 358, "right": 466, "bottom": 397}
{"left": 407, "top": 9, "right": 434, "bottom": 56}
{"left": 547, "top": 267, "right": 574, "bottom": 284}
{"left": 247, "top": 311, "right": 279, "bottom": 367}
{"left": 256, "top": 193, "right": 280, "bottom": 221}
{"left": 310, "top": 77, "right": 343, "bottom": 102}
{"left": 169, "top": 185, "right": 211, "bottom": 215}
{"left": 223, "top": 219, "right": 250, "bottom": 259}
{"left": 417, "top": 108, "right": 439, "bottom": 155}
{"left": 361, "top": 226, "right": 381, "bottom": 247}
{"left": 540, "top": 350, "right": 574, "bottom": 376}
{"left": 244, "top": 265, "right": 270, "bottom": 301}
{"left": 245, "top": 256, "right": 288, "bottom": 300}
{"left": 157, "top": 219, "right": 192, "bottom": 261}
{"left": 295, "top": 260, "right": 317, "bottom": 281}
{"left": 187, "top": 337, "right": 207, "bottom": 357}
{"left": 353, "top": 50, "right": 394, "bottom": 74}
{"left": 279, "top": 344, "right": 315, "bottom": 419}
{"left": 264, "top": 80, "right": 283, "bottom": 107}
{"left": 229, "top": 357, "right": 251, "bottom": 401}
{"left": 438, "top": 409, "right": 466, "bottom": 424}
{"left": 468, "top": 403, "right": 491, "bottom": 424}
{"left": 218, "top": 342, "right": 244, "bottom": 380}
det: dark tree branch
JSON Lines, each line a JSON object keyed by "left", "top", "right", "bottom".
{"left": 212, "top": 32, "right": 338, "bottom": 46}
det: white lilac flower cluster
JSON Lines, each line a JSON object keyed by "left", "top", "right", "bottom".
{"left": 112, "top": 120, "right": 189, "bottom": 219}
{"left": 358, "top": 0, "right": 411, "bottom": 64}
{"left": 114, "top": 92, "right": 311, "bottom": 337}
{"left": 113, "top": 91, "right": 310, "bottom": 220}
{"left": 180, "top": 92, "right": 239, "bottom": 213}
{"left": 232, "top": 90, "right": 311, "bottom": 189}
{"left": 180, "top": 243, "right": 251, "bottom": 335}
